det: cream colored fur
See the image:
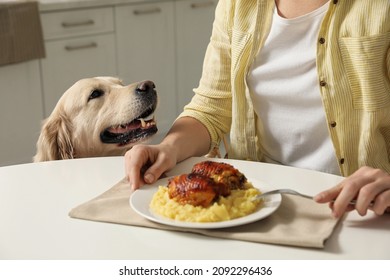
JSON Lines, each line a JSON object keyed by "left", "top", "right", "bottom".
{"left": 34, "top": 77, "right": 157, "bottom": 162}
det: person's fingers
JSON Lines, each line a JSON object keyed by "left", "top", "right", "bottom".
{"left": 143, "top": 151, "right": 176, "bottom": 184}
{"left": 370, "top": 189, "right": 390, "bottom": 215}
{"left": 350, "top": 169, "right": 390, "bottom": 216}
{"left": 314, "top": 184, "right": 342, "bottom": 203}
{"left": 327, "top": 201, "right": 355, "bottom": 216}
{"left": 331, "top": 179, "right": 365, "bottom": 218}
{"left": 315, "top": 167, "right": 390, "bottom": 217}
{"left": 124, "top": 145, "right": 153, "bottom": 190}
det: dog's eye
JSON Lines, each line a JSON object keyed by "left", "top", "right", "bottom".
{"left": 88, "top": 89, "right": 104, "bottom": 101}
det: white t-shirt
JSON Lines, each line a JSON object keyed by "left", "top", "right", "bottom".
{"left": 247, "top": 1, "right": 340, "bottom": 175}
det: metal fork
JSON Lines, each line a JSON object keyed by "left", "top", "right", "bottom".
{"left": 253, "top": 188, "right": 364, "bottom": 206}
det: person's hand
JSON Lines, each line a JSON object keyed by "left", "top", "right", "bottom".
{"left": 124, "top": 143, "right": 177, "bottom": 190}
{"left": 314, "top": 166, "right": 390, "bottom": 218}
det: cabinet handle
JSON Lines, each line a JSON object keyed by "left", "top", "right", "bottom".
{"left": 133, "top": 7, "right": 161, "bottom": 15}
{"left": 65, "top": 42, "right": 98, "bottom": 51}
{"left": 190, "top": 1, "right": 215, "bottom": 9}
{"left": 61, "top": 19, "right": 95, "bottom": 28}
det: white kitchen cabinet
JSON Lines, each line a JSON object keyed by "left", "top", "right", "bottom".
{"left": 39, "top": 7, "right": 117, "bottom": 116}
{"left": 115, "top": 1, "right": 176, "bottom": 135}
{"left": 40, "top": 33, "right": 117, "bottom": 116}
{"left": 175, "top": 0, "right": 217, "bottom": 111}
{"left": 40, "top": 7, "right": 115, "bottom": 40}
{"left": 0, "top": 61, "right": 43, "bottom": 166}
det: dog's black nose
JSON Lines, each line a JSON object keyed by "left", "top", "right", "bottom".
{"left": 136, "top": 80, "right": 156, "bottom": 94}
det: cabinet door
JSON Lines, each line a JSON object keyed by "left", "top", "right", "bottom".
{"left": 115, "top": 2, "right": 176, "bottom": 135}
{"left": 0, "top": 61, "right": 43, "bottom": 166}
{"left": 175, "top": 0, "right": 217, "bottom": 111}
{"left": 40, "top": 33, "right": 117, "bottom": 116}
{"left": 41, "top": 7, "right": 114, "bottom": 40}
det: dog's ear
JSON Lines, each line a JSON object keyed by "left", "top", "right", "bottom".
{"left": 33, "top": 113, "right": 74, "bottom": 162}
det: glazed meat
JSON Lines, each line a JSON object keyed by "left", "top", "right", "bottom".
{"left": 167, "top": 161, "right": 247, "bottom": 207}
{"left": 167, "top": 173, "right": 230, "bottom": 207}
{"left": 191, "top": 161, "right": 247, "bottom": 190}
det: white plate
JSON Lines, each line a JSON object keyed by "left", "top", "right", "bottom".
{"left": 130, "top": 177, "right": 282, "bottom": 229}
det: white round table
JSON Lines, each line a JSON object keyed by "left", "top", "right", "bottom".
{"left": 1, "top": 156, "right": 389, "bottom": 259}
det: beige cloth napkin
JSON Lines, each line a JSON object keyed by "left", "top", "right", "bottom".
{"left": 69, "top": 177, "right": 341, "bottom": 249}
{"left": 0, "top": 1, "right": 45, "bottom": 66}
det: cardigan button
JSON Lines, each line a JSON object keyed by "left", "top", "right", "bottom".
{"left": 339, "top": 158, "right": 345, "bottom": 164}
{"left": 333, "top": 0, "right": 338, "bottom": 4}
{"left": 330, "top": 121, "right": 337, "bottom": 127}
{"left": 319, "top": 37, "right": 326, "bottom": 44}
{"left": 320, "top": 80, "right": 327, "bottom": 87}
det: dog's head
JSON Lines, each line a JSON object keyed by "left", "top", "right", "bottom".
{"left": 34, "top": 77, "right": 158, "bottom": 161}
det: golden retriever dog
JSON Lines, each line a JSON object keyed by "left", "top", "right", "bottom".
{"left": 34, "top": 77, "right": 158, "bottom": 162}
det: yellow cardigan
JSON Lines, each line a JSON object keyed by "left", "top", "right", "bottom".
{"left": 179, "top": 0, "right": 390, "bottom": 176}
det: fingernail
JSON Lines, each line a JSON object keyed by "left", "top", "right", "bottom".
{"left": 313, "top": 194, "right": 321, "bottom": 202}
{"left": 144, "top": 173, "right": 155, "bottom": 184}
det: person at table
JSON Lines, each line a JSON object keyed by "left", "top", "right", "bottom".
{"left": 125, "top": 0, "right": 390, "bottom": 218}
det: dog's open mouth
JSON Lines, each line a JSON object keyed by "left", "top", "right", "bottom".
{"left": 100, "top": 107, "right": 158, "bottom": 146}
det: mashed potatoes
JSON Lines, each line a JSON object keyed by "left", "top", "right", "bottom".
{"left": 150, "top": 182, "right": 262, "bottom": 222}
